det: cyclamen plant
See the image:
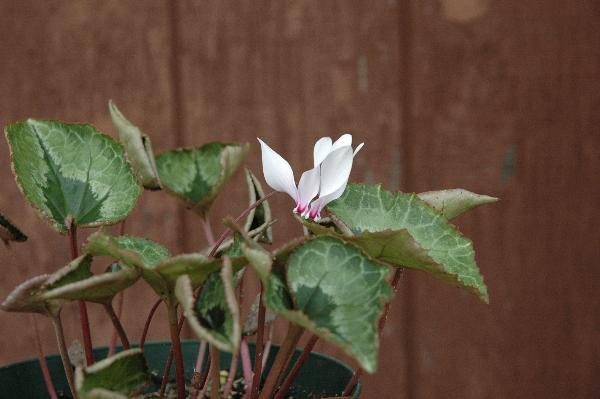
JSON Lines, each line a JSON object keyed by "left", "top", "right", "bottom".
{"left": 0, "top": 101, "right": 496, "bottom": 399}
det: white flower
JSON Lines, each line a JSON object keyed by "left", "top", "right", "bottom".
{"left": 258, "top": 134, "right": 363, "bottom": 220}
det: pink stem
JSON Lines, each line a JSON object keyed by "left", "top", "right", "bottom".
{"left": 209, "top": 192, "right": 275, "bottom": 257}
{"left": 140, "top": 298, "right": 161, "bottom": 349}
{"left": 107, "top": 291, "right": 125, "bottom": 356}
{"left": 191, "top": 340, "right": 207, "bottom": 399}
{"left": 33, "top": 315, "right": 58, "bottom": 399}
{"left": 240, "top": 339, "right": 254, "bottom": 395}
{"left": 223, "top": 346, "right": 240, "bottom": 398}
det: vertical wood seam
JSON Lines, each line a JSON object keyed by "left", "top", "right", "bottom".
{"left": 168, "top": 0, "right": 188, "bottom": 253}
{"left": 399, "top": 1, "right": 416, "bottom": 398}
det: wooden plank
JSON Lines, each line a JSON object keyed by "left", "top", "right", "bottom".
{"left": 0, "top": 1, "right": 179, "bottom": 364}
{"left": 407, "top": 1, "right": 600, "bottom": 398}
{"left": 174, "top": 1, "right": 406, "bottom": 397}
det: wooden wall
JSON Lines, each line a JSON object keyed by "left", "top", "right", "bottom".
{"left": 0, "top": 1, "right": 598, "bottom": 398}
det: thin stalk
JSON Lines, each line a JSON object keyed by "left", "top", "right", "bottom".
{"left": 140, "top": 298, "right": 162, "bottom": 349}
{"left": 273, "top": 335, "right": 319, "bottom": 399}
{"left": 209, "top": 192, "right": 275, "bottom": 257}
{"left": 261, "top": 324, "right": 273, "bottom": 370}
{"left": 32, "top": 315, "right": 58, "bottom": 399}
{"left": 69, "top": 224, "right": 94, "bottom": 365}
{"left": 248, "top": 285, "right": 266, "bottom": 399}
{"left": 50, "top": 313, "right": 78, "bottom": 399}
{"left": 107, "top": 292, "right": 124, "bottom": 356}
{"left": 240, "top": 339, "right": 254, "bottom": 396}
{"left": 201, "top": 216, "right": 215, "bottom": 246}
{"left": 103, "top": 302, "right": 130, "bottom": 350}
{"left": 159, "top": 314, "right": 186, "bottom": 397}
{"left": 343, "top": 269, "right": 404, "bottom": 396}
{"left": 222, "top": 344, "right": 240, "bottom": 398}
{"left": 167, "top": 304, "right": 186, "bottom": 399}
{"left": 190, "top": 341, "right": 208, "bottom": 399}
{"left": 210, "top": 346, "right": 221, "bottom": 399}
{"left": 196, "top": 350, "right": 212, "bottom": 398}
{"left": 108, "top": 220, "right": 128, "bottom": 356}
{"left": 258, "top": 324, "right": 303, "bottom": 399}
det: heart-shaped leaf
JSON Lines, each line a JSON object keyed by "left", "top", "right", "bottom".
{"left": 5, "top": 119, "right": 142, "bottom": 234}
{"left": 0, "top": 274, "right": 51, "bottom": 314}
{"left": 108, "top": 100, "right": 161, "bottom": 190}
{"left": 1, "top": 255, "right": 93, "bottom": 315}
{"left": 85, "top": 230, "right": 244, "bottom": 302}
{"left": 176, "top": 258, "right": 240, "bottom": 352}
{"left": 325, "top": 183, "right": 489, "bottom": 303}
{"left": 75, "top": 348, "right": 149, "bottom": 398}
{"left": 244, "top": 169, "right": 273, "bottom": 243}
{"left": 246, "top": 236, "right": 392, "bottom": 373}
{"left": 43, "top": 265, "right": 139, "bottom": 304}
{"left": 0, "top": 212, "right": 27, "bottom": 245}
{"left": 418, "top": 189, "right": 498, "bottom": 219}
{"left": 156, "top": 142, "right": 249, "bottom": 215}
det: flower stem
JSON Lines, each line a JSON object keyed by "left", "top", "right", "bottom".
{"left": 190, "top": 340, "right": 208, "bottom": 398}
{"left": 32, "top": 315, "right": 58, "bottom": 399}
{"left": 247, "top": 284, "right": 266, "bottom": 399}
{"left": 50, "top": 312, "right": 78, "bottom": 399}
{"left": 258, "top": 323, "right": 303, "bottom": 399}
{"left": 343, "top": 268, "right": 404, "bottom": 395}
{"left": 209, "top": 192, "right": 275, "bottom": 257}
{"left": 202, "top": 216, "right": 215, "bottom": 246}
{"left": 107, "top": 292, "right": 125, "bottom": 356}
{"left": 140, "top": 298, "right": 162, "bottom": 350}
{"left": 167, "top": 303, "right": 186, "bottom": 399}
{"left": 240, "top": 339, "right": 254, "bottom": 396}
{"left": 210, "top": 346, "right": 221, "bottom": 399}
{"left": 273, "top": 334, "right": 319, "bottom": 399}
{"left": 196, "top": 350, "right": 212, "bottom": 398}
{"left": 103, "top": 302, "right": 130, "bottom": 351}
{"left": 222, "top": 344, "right": 240, "bottom": 398}
{"left": 69, "top": 224, "right": 94, "bottom": 365}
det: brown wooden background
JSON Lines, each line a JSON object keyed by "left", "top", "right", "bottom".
{"left": 1, "top": 1, "right": 599, "bottom": 398}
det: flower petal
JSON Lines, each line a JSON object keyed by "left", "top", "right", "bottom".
{"left": 257, "top": 138, "right": 297, "bottom": 200}
{"left": 309, "top": 182, "right": 347, "bottom": 219}
{"left": 353, "top": 142, "right": 364, "bottom": 156}
{"left": 296, "top": 166, "right": 320, "bottom": 213}
{"left": 313, "top": 137, "right": 332, "bottom": 167}
{"left": 331, "top": 133, "right": 352, "bottom": 152}
{"left": 319, "top": 146, "right": 353, "bottom": 197}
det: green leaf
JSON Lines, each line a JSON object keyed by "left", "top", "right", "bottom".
{"left": 0, "top": 212, "right": 27, "bottom": 245}
{"left": 156, "top": 142, "right": 249, "bottom": 215}
{"left": 5, "top": 119, "right": 142, "bottom": 234}
{"left": 244, "top": 169, "right": 273, "bottom": 243}
{"left": 418, "top": 189, "right": 498, "bottom": 219}
{"left": 43, "top": 265, "right": 139, "bottom": 304}
{"left": 283, "top": 236, "right": 392, "bottom": 373}
{"left": 326, "top": 183, "right": 489, "bottom": 302}
{"left": 43, "top": 254, "right": 94, "bottom": 291}
{"left": 175, "top": 259, "right": 240, "bottom": 352}
{"left": 75, "top": 348, "right": 149, "bottom": 398}
{"left": 108, "top": 100, "right": 161, "bottom": 190}
{"left": 84, "top": 230, "right": 243, "bottom": 301}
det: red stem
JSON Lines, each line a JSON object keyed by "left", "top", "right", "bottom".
{"left": 240, "top": 339, "right": 254, "bottom": 396}
{"left": 343, "top": 268, "right": 404, "bottom": 396}
{"left": 140, "top": 298, "right": 162, "bottom": 349}
{"left": 69, "top": 224, "right": 94, "bottom": 365}
{"left": 248, "top": 285, "right": 266, "bottom": 399}
{"left": 159, "top": 314, "right": 186, "bottom": 398}
{"left": 167, "top": 304, "right": 186, "bottom": 399}
{"left": 210, "top": 346, "right": 221, "bottom": 399}
{"left": 274, "top": 335, "right": 319, "bottom": 399}
{"left": 108, "top": 291, "right": 125, "bottom": 356}
{"left": 209, "top": 191, "right": 275, "bottom": 257}
{"left": 32, "top": 315, "right": 58, "bottom": 399}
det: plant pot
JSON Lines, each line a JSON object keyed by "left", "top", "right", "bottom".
{"left": 0, "top": 340, "right": 361, "bottom": 398}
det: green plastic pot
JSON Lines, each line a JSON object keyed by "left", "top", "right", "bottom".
{"left": 0, "top": 340, "right": 361, "bottom": 398}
